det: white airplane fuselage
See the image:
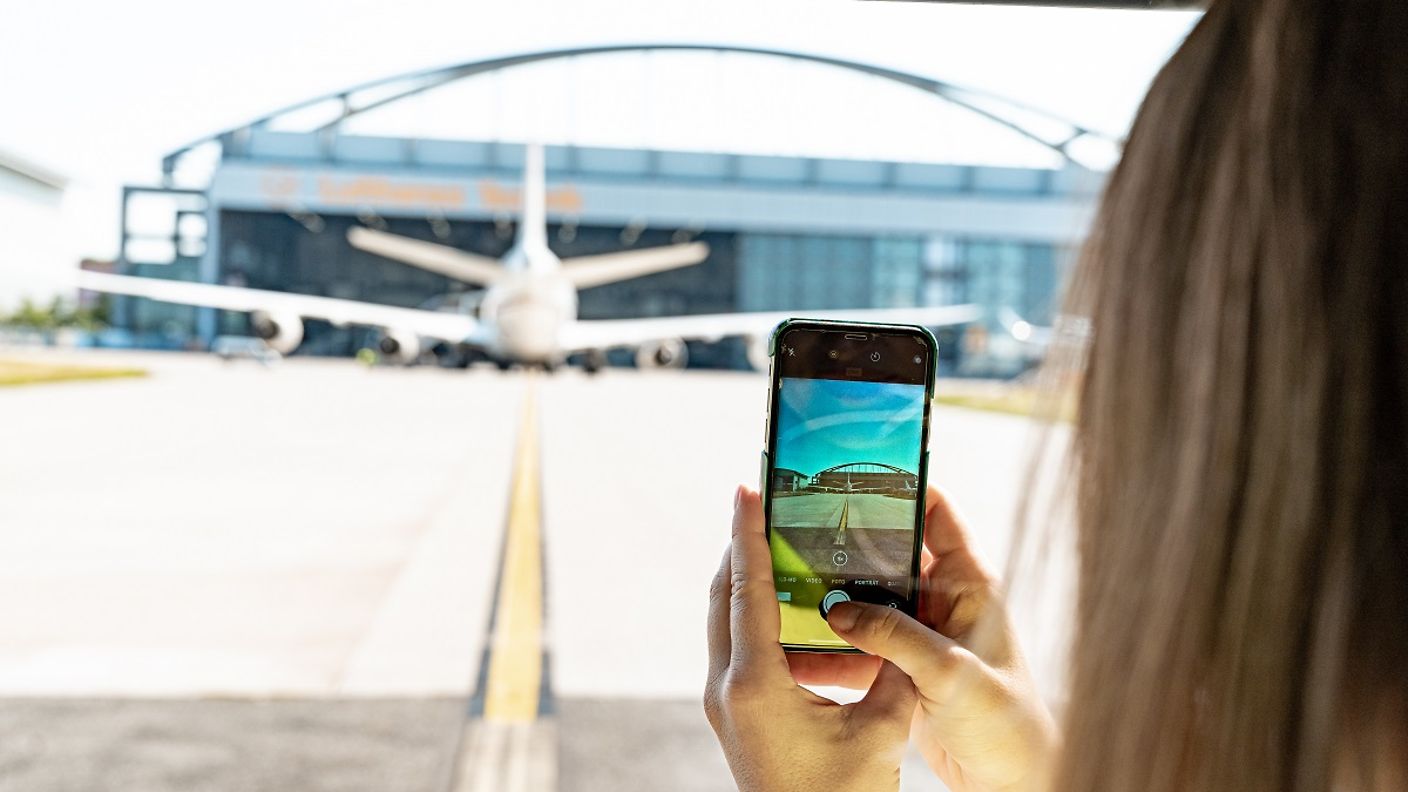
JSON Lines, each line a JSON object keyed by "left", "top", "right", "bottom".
{"left": 476, "top": 240, "right": 578, "bottom": 364}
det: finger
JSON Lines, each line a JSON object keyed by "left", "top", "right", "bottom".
{"left": 728, "top": 486, "right": 787, "bottom": 675}
{"left": 922, "top": 485, "right": 978, "bottom": 558}
{"left": 706, "top": 545, "right": 732, "bottom": 686}
{"left": 826, "top": 600, "right": 978, "bottom": 700}
{"left": 922, "top": 486, "right": 998, "bottom": 585}
{"left": 786, "top": 652, "right": 882, "bottom": 689}
{"left": 854, "top": 660, "right": 918, "bottom": 726}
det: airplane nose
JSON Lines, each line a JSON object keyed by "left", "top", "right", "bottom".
{"left": 497, "top": 306, "right": 559, "bottom": 360}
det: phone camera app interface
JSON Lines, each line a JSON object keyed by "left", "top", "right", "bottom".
{"left": 769, "top": 376, "right": 924, "bottom": 648}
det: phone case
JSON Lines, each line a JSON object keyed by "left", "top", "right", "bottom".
{"left": 761, "top": 318, "right": 937, "bottom": 654}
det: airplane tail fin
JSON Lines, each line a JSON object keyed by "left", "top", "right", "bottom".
{"left": 517, "top": 142, "right": 550, "bottom": 265}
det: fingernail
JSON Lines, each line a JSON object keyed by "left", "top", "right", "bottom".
{"left": 733, "top": 485, "right": 745, "bottom": 511}
{"left": 827, "top": 602, "right": 861, "bottom": 632}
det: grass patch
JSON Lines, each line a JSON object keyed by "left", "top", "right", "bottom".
{"left": 935, "top": 387, "right": 1076, "bottom": 423}
{"left": 0, "top": 359, "right": 147, "bottom": 387}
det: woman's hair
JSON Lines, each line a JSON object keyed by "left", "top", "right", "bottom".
{"left": 1054, "top": 0, "right": 1408, "bottom": 789}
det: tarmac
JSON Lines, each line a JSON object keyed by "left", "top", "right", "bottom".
{"left": 771, "top": 491, "right": 917, "bottom": 530}
{"left": 0, "top": 348, "right": 1073, "bottom": 792}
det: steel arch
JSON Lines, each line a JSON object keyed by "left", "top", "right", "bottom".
{"left": 815, "top": 462, "right": 915, "bottom": 476}
{"left": 162, "top": 43, "right": 1116, "bottom": 180}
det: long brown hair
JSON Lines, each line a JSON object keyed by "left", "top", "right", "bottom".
{"left": 1053, "top": 0, "right": 1408, "bottom": 789}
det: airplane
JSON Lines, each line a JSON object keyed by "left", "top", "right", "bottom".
{"left": 78, "top": 144, "right": 981, "bottom": 373}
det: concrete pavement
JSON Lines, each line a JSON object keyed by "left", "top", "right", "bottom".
{"left": 0, "top": 348, "right": 1072, "bottom": 791}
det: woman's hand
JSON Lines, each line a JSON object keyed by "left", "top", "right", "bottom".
{"left": 705, "top": 486, "right": 918, "bottom": 792}
{"left": 823, "top": 487, "right": 1058, "bottom": 792}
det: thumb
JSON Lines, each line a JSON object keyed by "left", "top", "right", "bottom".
{"left": 827, "top": 601, "right": 978, "bottom": 702}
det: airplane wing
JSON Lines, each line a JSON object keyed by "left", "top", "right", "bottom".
{"left": 558, "top": 304, "right": 982, "bottom": 352}
{"left": 78, "top": 271, "right": 485, "bottom": 344}
{"left": 347, "top": 226, "right": 504, "bottom": 286}
{"left": 560, "top": 242, "right": 710, "bottom": 289}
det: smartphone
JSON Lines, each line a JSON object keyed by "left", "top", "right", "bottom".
{"left": 761, "top": 319, "right": 934, "bottom": 653}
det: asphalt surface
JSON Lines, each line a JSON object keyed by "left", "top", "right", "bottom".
{"left": 774, "top": 523, "right": 915, "bottom": 580}
{"left": 773, "top": 491, "right": 918, "bottom": 578}
{"left": 0, "top": 348, "right": 1073, "bottom": 791}
{"left": 0, "top": 697, "right": 943, "bottom": 792}
{"left": 0, "top": 698, "right": 464, "bottom": 792}
{"left": 772, "top": 491, "right": 916, "bottom": 531}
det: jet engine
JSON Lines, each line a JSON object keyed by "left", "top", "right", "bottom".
{"left": 249, "top": 311, "right": 304, "bottom": 355}
{"left": 377, "top": 328, "right": 422, "bottom": 365}
{"left": 635, "top": 338, "right": 688, "bottom": 369}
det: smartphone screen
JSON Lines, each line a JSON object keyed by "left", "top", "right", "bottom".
{"left": 764, "top": 322, "right": 933, "bottom": 651}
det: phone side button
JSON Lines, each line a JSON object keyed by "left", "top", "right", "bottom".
{"left": 920, "top": 450, "right": 931, "bottom": 529}
{"left": 759, "top": 451, "right": 769, "bottom": 493}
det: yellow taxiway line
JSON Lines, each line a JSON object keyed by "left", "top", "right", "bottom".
{"left": 833, "top": 497, "right": 850, "bottom": 546}
{"left": 483, "top": 381, "right": 545, "bottom": 723}
{"left": 452, "top": 379, "right": 555, "bottom": 792}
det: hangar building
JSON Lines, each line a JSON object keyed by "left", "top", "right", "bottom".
{"left": 110, "top": 45, "right": 1105, "bottom": 373}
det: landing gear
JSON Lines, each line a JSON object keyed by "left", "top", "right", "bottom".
{"left": 433, "top": 343, "right": 477, "bottom": 369}
{"left": 582, "top": 349, "right": 607, "bottom": 375}
{"left": 494, "top": 358, "right": 512, "bottom": 372}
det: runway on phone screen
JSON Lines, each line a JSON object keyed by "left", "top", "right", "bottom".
{"left": 772, "top": 491, "right": 919, "bottom": 579}
{"left": 0, "top": 348, "right": 1070, "bottom": 792}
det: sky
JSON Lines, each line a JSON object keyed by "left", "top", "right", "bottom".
{"left": 775, "top": 377, "right": 926, "bottom": 477}
{"left": 0, "top": 0, "right": 1199, "bottom": 269}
